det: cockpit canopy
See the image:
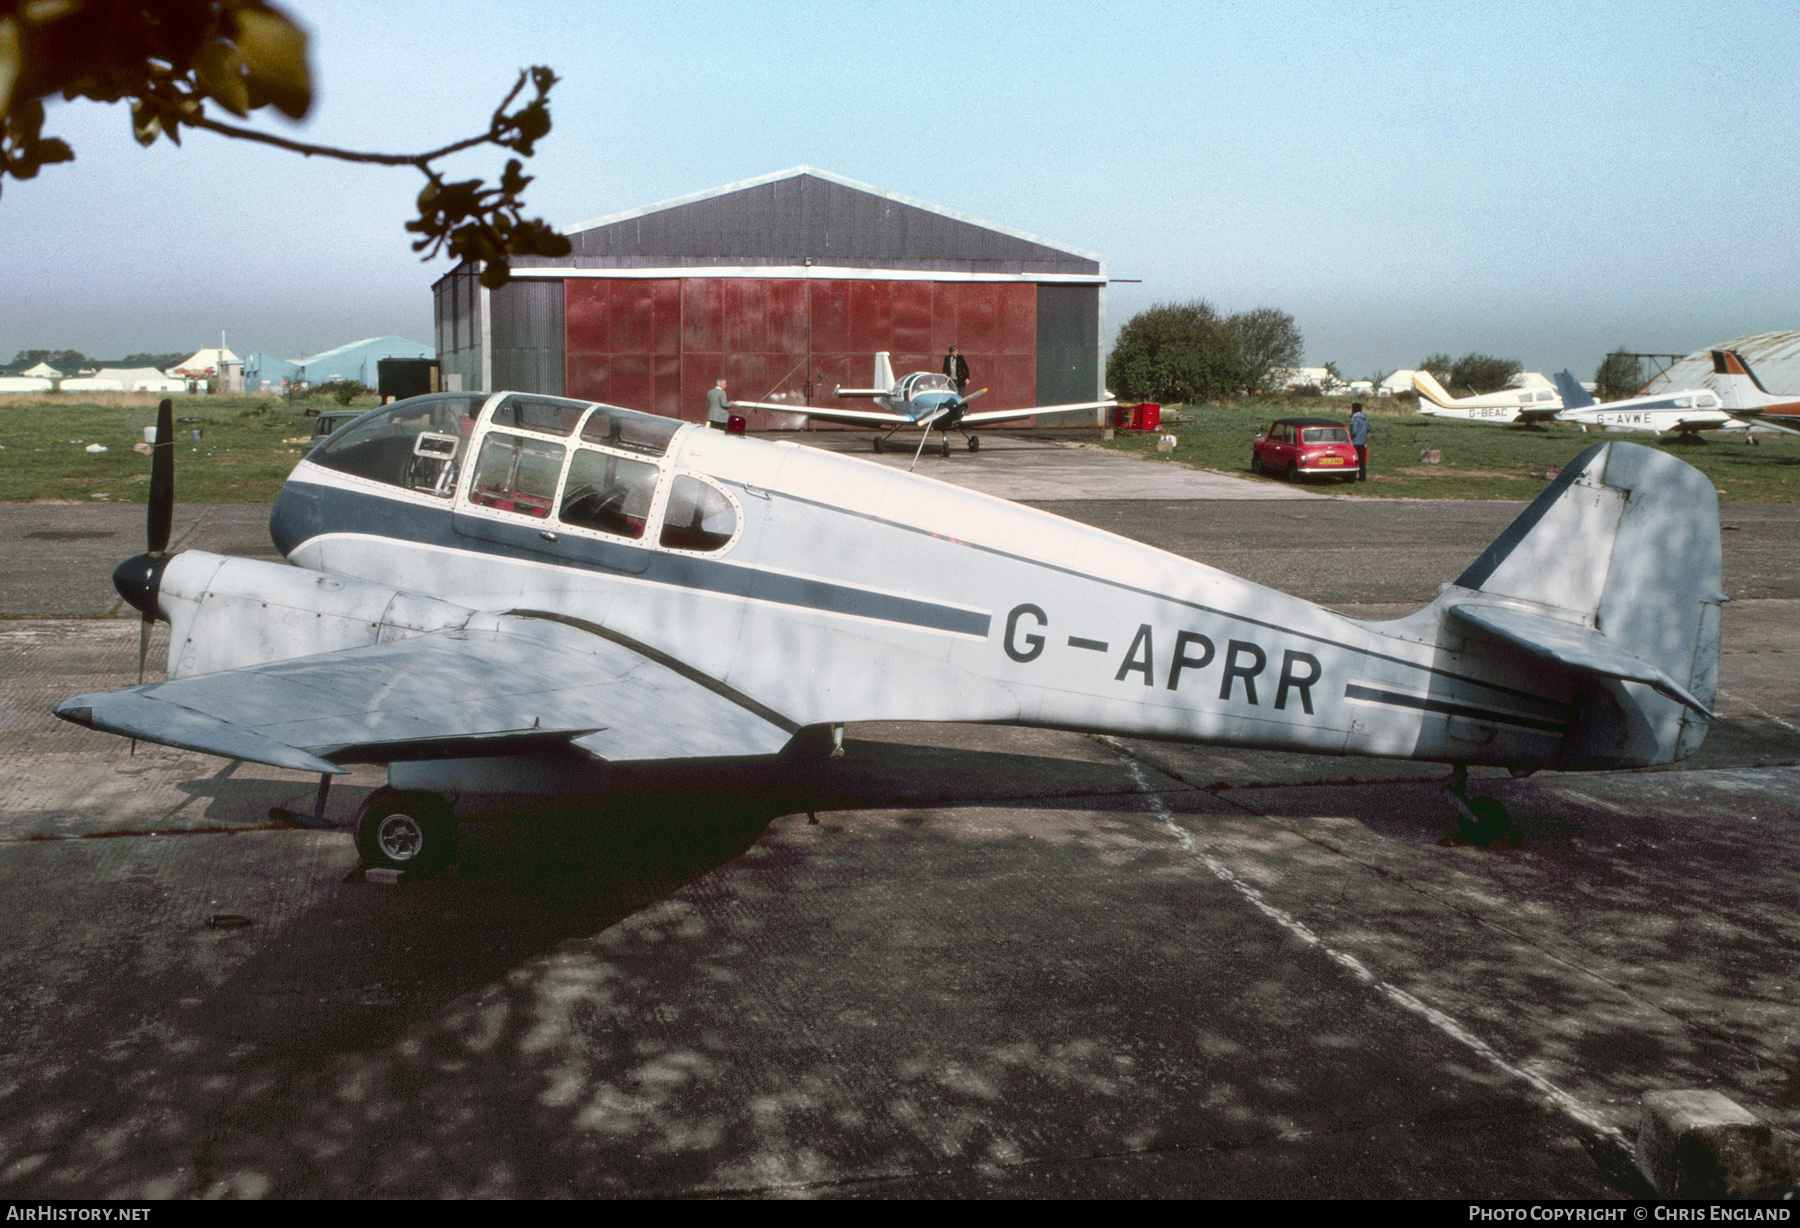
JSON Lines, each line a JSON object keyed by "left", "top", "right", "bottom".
{"left": 896, "top": 372, "right": 954, "bottom": 400}
{"left": 308, "top": 392, "right": 685, "bottom": 497}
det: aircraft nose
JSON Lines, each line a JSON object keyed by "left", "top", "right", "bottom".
{"left": 113, "top": 553, "right": 172, "bottom": 620}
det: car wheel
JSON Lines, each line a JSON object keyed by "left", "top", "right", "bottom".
{"left": 354, "top": 787, "right": 457, "bottom": 872}
{"left": 1250, "top": 453, "right": 1262, "bottom": 475}
{"left": 1287, "top": 462, "right": 1299, "bottom": 482}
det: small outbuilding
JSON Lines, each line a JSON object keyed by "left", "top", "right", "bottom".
{"left": 433, "top": 166, "right": 1111, "bottom": 428}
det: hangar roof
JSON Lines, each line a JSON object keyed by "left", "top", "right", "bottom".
{"left": 508, "top": 166, "right": 1104, "bottom": 279}
{"left": 1643, "top": 331, "right": 1800, "bottom": 396}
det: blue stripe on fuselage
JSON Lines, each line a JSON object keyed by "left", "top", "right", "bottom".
{"left": 271, "top": 477, "right": 991, "bottom": 638}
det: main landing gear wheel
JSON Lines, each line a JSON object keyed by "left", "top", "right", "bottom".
{"left": 354, "top": 787, "right": 458, "bottom": 873}
{"left": 872, "top": 437, "right": 884, "bottom": 453}
{"left": 968, "top": 435, "right": 980, "bottom": 452}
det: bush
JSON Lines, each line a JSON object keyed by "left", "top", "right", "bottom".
{"left": 316, "top": 380, "right": 373, "bottom": 406}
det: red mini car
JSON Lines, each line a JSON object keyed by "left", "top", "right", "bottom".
{"left": 1251, "top": 416, "right": 1359, "bottom": 483}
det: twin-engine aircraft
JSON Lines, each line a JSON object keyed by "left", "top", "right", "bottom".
{"left": 57, "top": 392, "right": 1723, "bottom": 874}
{"left": 734, "top": 352, "right": 1116, "bottom": 467}
{"left": 1412, "top": 370, "right": 1564, "bottom": 425}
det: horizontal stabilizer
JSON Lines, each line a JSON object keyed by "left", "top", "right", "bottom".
{"left": 1446, "top": 603, "right": 1711, "bottom": 716}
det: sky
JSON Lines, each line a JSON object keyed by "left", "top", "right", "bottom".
{"left": 3, "top": 0, "right": 1797, "bottom": 381}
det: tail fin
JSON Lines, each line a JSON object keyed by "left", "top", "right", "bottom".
{"left": 1446, "top": 442, "right": 1722, "bottom": 767}
{"left": 1550, "top": 371, "right": 1595, "bottom": 410}
{"left": 873, "top": 352, "right": 895, "bottom": 390}
{"left": 1411, "top": 370, "right": 1455, "bottom": 407}
{"left": 1712, "top": 349, "right": 1769, "bottom": 410}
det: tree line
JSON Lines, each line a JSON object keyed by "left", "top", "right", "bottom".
{"left": 1106, "top": 302, "right": 1304, "bottom": 404}
{"left": 1109, "top": 302, "right": 1657, "bottom": 406}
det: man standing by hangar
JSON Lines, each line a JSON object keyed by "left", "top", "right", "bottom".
{"left": 943, "top": 346, "right": 970, "bottom": 394}
{"left": 706, "top": 378, "right": 732, "bottom": 429}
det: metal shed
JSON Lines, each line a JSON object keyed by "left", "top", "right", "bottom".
{"left": 1641, "top": 332, "right": 1800, "bottom": 399}
{"left": 431, "top": 167, "right": 1110, "bottom": 428}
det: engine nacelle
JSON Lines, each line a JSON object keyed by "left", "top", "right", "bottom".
{"left": 155, "top": 551, "right": 475, "bottom": 679}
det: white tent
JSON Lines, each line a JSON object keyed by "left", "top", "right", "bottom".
{"left": 169, "top": 347, "right": 240, "bottom": 376}
{"left": 58, "top": 377, "right": 125, "bottom": 392}
{"left": 94, "top": 367, "right": 187, "bottom": 393}
{"left": 21, "top": 361, "right": 61, "bottom": 378}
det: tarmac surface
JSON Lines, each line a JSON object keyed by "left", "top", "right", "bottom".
{"left": 1, "top": 433, "right": 1797, "bottom": 1198}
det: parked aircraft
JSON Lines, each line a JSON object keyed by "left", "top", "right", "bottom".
{"left": 1709, "top": 349, "right": 1800, "bottom": 418}
{"left": 1552, "top": 368, "right": 1800, "bottom": 440}
{"left": 734, "top": 352, "right": 1115, "bottom": 467}
{"left": 58, "top": 392, "right": 1722, "bottom": 871}
{"left": 1412, "top": 371, "right": 1563, "bottom": 424}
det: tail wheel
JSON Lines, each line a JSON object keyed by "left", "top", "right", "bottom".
{"left": 354, "top": 787, "right": 457, "bottom": 872}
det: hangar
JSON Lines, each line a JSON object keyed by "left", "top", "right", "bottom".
{"left": 1643, "top": 331, "right": 1800, "bottom": 397}
{"left": 431, "top": 167, "right": 1110, "bottom": 428}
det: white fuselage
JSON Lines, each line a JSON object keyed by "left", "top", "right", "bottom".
{"left": 274, "top": 415, "right": 1576, "bottom": 771}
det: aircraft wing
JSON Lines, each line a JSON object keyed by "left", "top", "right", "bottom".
{"left": 741, "top": 403, "right": 918, "bottom": 428}
{"left": 55, "top": 613, "right": 799, "bottom": 773}
{"left": 1727, "top": 411, "right": 1800, "bottom": 437}
{"left": 959, "top": 400, "right": 1117, "bottom": 427}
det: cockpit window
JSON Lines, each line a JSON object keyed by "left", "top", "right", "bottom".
{"left": 470, "top": 432, "right": 566, "bottom": 518}
{"left": 488, "top": 394, "right": 589, "bottom": 436}
{"left": 659, "top": 476, "right": 737, "bottom": 552}
{"left": 578, "top": 404, "right": 683, "bottom": 456}
{"left": 559, "top": 448, "right": 659, "bottom": 539}
{"left": 308, "top": 393, "right": 483, "bottom": 495}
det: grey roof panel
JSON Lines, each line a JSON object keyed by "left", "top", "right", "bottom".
{"left": 514, "top": 168, "right": 1101, "bottom": 276}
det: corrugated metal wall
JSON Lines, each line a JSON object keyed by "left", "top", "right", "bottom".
{"left": 492, "top": 278, "right": 564, "bottom": 395}
{"left": 560, "top": 277, "right": 1043, "bottom": 426}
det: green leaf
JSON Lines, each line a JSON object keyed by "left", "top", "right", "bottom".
{"left": 195, "top": 39, "right": 250, "bottom": 117}
{"left": 0, "top": 18, "right": 19, "bottom": 119}
{"left": 233, "top": 6, "right": 311, "bottom": 119}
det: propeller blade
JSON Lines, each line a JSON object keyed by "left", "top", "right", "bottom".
{"left": 147, "top": 398, "right": 174, "bottom": 554}
{"left": 910, "top": 420, "right": 932, "bottom": 472}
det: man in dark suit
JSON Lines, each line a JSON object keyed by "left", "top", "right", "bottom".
{"left": 943, "top": 346, "right": 970, "bottom": 394}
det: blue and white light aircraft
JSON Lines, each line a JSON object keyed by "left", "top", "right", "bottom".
{"left": 1552, "top": 366, "right": 1800, "bottom": 439}
{"left": 736, "top": 352, "right": 1116, "bottom": 466}
{"left": 57, "top": 392, "right": 1724, "bottom": 871}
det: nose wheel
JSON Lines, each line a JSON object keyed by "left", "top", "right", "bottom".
{"left": 354, "top": 787, "right": 458, "bottom": 873}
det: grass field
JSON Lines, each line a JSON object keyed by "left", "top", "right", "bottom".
{"left": 1097, "top": 398, "right": 1800, "bottom": 502}
{"left": 0, "top": 391, "right": 381, "bottom": 503}
{"left": 4, "top": 390, "right": 1797, "bottom": 503}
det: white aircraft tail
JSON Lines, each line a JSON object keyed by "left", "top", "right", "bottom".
{"left": 872, "top": 352, "right": 895, "bottom": 389}
{"left": 1411, "top": 370, "right": 1455, "bottom": 407}
{"left": 1440, "top": 441, "right": 1722, "bottom": 768}
{"left": 1711, "top": 349, "right": 1771, "bottom": 410}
